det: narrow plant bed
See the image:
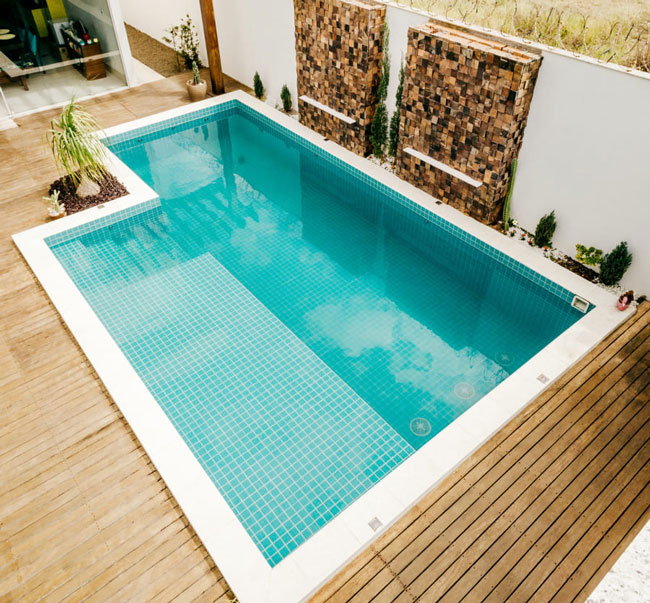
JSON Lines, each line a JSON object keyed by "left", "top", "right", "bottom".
{"left": 547, "top": 253, "right": 599, "bottom": 283}
{"left": 48, "top": 173, "right": 128, "bottom": 215}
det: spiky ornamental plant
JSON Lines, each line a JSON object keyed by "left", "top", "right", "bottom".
{"left": 253, "top": 72, "right": 264, "bottom": 99}
{"left": 48, "top": 99, "right": 108, "bottom": 197}
{"left": 388, "top": 60, "right": 405, "bottom": 157}
{"left": 599, "top": 241, "right": 633, "bottom": 286}
{"left": 191, "top": 61, "right": 201, "bottom": 85}
{"left": 370, "top": 24, "right": 390, "bottom": 158}
{"left": 533, "top": 210, "right": 557, "bottom": 248}
{"left": 280, "top": 85, "right": 292, "bottom": 112}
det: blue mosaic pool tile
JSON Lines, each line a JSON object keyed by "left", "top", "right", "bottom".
{"left": 49, "top": 250, "right": 414, "bottom": 566}
{"left": 46, "top": 99, "right": 591, "bottom": 568}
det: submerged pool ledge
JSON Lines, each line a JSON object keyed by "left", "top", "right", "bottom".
{"left": 13, "top": 90, "right": 632, "bottom": 603}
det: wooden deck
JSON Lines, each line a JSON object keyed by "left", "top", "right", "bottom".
{"left": 1, "top": 73, "right": 648, "bottom": 603}
{"left": 0, "top": 73, "right": 242, "bottom": 603}
{"left": 312, "top": 302, "right": 650, "bottom": 603}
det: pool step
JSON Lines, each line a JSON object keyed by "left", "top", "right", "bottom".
{"left": 83, "top": 252, "right": 414, "bottom": 564}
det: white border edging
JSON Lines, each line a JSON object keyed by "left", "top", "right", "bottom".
{"left": 404, "top": 146, "right": 483, "bottom": 187}
{"left": 298, "top": 95, "right": 357, "bottom": 124}
{"left": 13, "top": 91, "right": 633, "bottom": 603}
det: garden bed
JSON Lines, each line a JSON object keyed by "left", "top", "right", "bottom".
{"left": 49, "top": 173, "right": 128, "bottom": 215}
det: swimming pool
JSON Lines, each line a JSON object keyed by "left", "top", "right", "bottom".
{"left": 15, "top": 92, "right": 626, "bottom": 603}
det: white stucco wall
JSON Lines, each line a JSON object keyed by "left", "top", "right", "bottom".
{"left": 120, "top": 0, "right": 208, "bottom": 66}
{"left": 120, "top": 0, "right": 297, "bottom": 106}
{"left": 384, "top": 5, "right": 429, "bottom": 115}
{"left": 512, "top": 52, "right": 650, "bottom": 294}
{"left": 213, "top": 0, "right": 297, "bottom": 107}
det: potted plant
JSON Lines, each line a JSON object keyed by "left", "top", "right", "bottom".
{"left": 48, "top": 99, "right": 108, "bottom": 198}
{"left": 617, "top": 291, "right": 634, "bottom": 311}
{"left": 43, "top": 189, "right": 65, "bottom": 219}
{"left": 187, "top": 61, "right": 207, "bottom": 102}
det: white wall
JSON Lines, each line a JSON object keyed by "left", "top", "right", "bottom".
{"left": 120, "top": 0, "right": 650, "bottom": 294}
{"left": 384, "top": 5, "right": 429, "bottom": 115}
{"left": 120, "top": 0, "right": 297, "bottom": 106}
{"left": 213, "top": 0, "right": 297, "bottom": 107}
{"left": 120, "top": 0, "right": 208, "bottom": 66}
{"left": 512, "top": 51, "right": 650, "bottom": 294}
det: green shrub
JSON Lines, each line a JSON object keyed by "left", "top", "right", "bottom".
{"left": 388, "top": 61, "right": 405, "bottom": 157}
{"left": 600, "top": 241, "right": 633, "bottom": 286}
{"left": 280, "top": 85, "right": 292, "bottom": 112}
{"left": 163, "top": 14, "right": 202, "bottom": 70}
{"left": 502, "top": 158, "right": 517, "bottom": 233}
{"left": 253, "top": 72, "right": 264, "bottom": 99}
{"left": 533, "top": 210, "right": 556, "bottom": 248}
{"left": 370, "top": 24, "right": 390, "bottom": 157}
{"left": 575, "top": 244, "right": 603, "bottom": 266}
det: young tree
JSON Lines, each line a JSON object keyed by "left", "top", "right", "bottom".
{"left": 388, "top": 60, "right": 405, "bottom": 157}
{"left": 253, "top": 72, "right": 264, "bottom": 99}
{"left": 370, "top": 24, "right": 390, "bottom": 158}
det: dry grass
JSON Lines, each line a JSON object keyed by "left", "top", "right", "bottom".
{"left": 395, "top": 0, "right": 650, "bottom": 71}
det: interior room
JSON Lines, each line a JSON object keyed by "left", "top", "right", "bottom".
{"left": 0, "top": 0, "right": 128, "bottom": 117}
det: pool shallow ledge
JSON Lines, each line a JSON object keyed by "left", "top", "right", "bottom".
{"left": 13, "top": 90, "right": 634, "bottom": 603}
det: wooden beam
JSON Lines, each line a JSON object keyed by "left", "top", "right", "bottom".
{"left": 198, "top": 0, "right": 225, "bottom": 95}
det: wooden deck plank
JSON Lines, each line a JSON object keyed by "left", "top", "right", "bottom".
{"left": 338, "top": 319, "right": 650, "bottom": 602}
{"left": 440, "top": 380, "right": 650, "bottom": 601}
{"left": 444, "top": 383, "right": 650, "bottom": 602}
{"left": 0, "top": 73, "right": 237, "bottom": 603}
{"left": 313, "top": 302, "right": 650, "bottom": 603}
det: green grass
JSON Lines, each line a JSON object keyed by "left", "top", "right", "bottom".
{"left": 396, "top": 0, "right": 650, "bottom": 72}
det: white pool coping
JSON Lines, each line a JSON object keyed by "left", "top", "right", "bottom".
{"left": 13, "top": 90, "right": 634, "bottom": 603}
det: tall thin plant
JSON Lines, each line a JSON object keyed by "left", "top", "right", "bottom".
{"left": 388, "top": 60, "right": 405, "bottom": 157}
{"left": 502, "top": 158, "right": 517, "bottom": 232}
{"left": 48, "top": 99, "right": 107, "bottom": 196}
{"left": 370, "top": 24, "right": 390, "bottom": 158}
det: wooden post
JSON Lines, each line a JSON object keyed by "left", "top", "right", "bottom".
{"left": 198, "top": 0, "right": 225, "bottom": 95}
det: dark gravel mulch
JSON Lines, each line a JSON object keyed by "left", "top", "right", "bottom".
{"left": 550, "top": 254, "right": 600, "bottom": 283}
{"left": 49, "top": 172, "right": 128, "bottom": 215}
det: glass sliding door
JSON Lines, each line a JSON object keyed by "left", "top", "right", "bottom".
{"left": 0, "top": 0, "right": 130, "bottom": 117}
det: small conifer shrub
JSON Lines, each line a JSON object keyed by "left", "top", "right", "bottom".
{"left": 280, "top": 85, "right": 292, "bottom": 112}
{"left": 533, "top": 210, "right": 556, "bottom": 248}
{"left": 253, "top": 72, "right": 264, "bottom": 99}
{"left": 599, "top": 241, "right": 633, "bottom": 286}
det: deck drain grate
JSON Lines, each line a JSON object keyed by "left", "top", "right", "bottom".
{"left": 537, "top": 373, "right": 550, "bottom": 384}
{"left": 368, "top": 517, "right": 383, "bottom": 532}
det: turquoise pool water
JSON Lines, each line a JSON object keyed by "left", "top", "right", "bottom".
{"left": 47, "top": 101, "right": 586, "bottom": 566}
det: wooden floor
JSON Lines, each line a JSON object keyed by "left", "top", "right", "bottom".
{"left": 313, "top": 302, "right": 650, "bottom": 603}
{"left": 1, "top": 73, "right": 648, "bottom": 603}
{"left": 0, "top": 73, "right": 243, "bottom": 603}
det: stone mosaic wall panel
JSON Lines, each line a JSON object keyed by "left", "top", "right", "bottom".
{"left": 395, "top": 20, "right": 542, "bottom": 223}
{"left": 294, "top": 0, "right": 385, "bottom": 156}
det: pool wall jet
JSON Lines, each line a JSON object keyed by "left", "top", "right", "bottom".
{"left": 294, "top": 0, "right": 386, "bottom": 156}
{"left": 396, "top": 20, "right": 541, "bottom": 224}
